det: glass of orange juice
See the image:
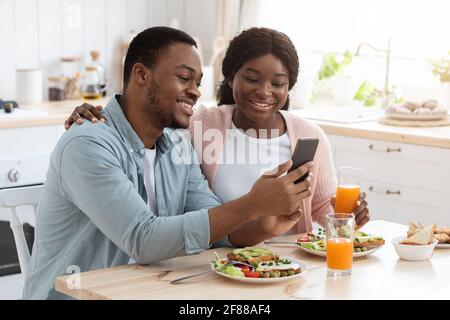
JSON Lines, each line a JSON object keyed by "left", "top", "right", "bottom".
{"left": 326, "top": 213, "right": 355, "bottom": 277}
{"left": 334, "top": 167, "right": 362, "bottom": 214}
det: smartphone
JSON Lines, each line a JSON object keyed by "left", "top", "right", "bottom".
{"left": 289, "top": 137, "right": 319, "bottom": 184}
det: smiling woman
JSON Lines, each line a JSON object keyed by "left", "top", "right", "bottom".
{"left": 218, "top": 28, "right": 298, "bottom": 113}
{"left": 230, "top": 54, "right": 289, "bottom": 132}
{"left": 189, "top": 27, "right": 370, "bottom": 244}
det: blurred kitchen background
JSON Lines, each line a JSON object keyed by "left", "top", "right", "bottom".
{"left": 0, "top": 0, "right": 449, "bottom": 107}
{"left": 0, "top": 0, "right": 449, "bottom": 299}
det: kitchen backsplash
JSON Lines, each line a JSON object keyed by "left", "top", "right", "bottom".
{"left": 0, "top": 0, "right": 216, "bottom": 100}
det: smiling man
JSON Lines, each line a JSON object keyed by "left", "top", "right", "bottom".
{"left": 24, "top": 27, "right": 311, "bottom": 299}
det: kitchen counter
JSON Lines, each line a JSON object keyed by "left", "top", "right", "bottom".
{"left": 2, "top": 101, "right": 450, "bottom": 149}
{"left": 0, "top": 97, "right": 215, "bottom": 130}
{"left": 299, "top": 116, "right": 450, "bottom": 149}
{"left": 0, "top": 97, "right": 110, "bottom": 129}
{"left": 55, "top": 220, "right": 450, "bottom": 300}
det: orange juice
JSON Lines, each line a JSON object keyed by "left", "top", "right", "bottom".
{"left": 326, "top": 238, "right": 353, "bottom": 270}
{"left": 335, "top": 184, "right": 360, "bottom": 213}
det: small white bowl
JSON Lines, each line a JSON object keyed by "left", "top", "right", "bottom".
{"left": 391, "top": 237, "right": 438, "bottom": 261}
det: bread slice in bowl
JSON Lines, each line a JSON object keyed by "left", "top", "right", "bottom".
{"left": 400, "top": 224, "right": 435, "bottom": 245}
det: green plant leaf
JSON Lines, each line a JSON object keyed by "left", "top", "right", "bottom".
{"left": 431, "top": 52, "right": 450, "bottom": 83}
{"left": 316, "top": 50, "right": 353, "bottom": 81}
{"left": 364, "top": 97, "right": 376, "bottom": 106}
{"left": 353, "top": 81, "right": 378, "bottom": 106}
{"left": 353, "top": 82, "right": 369, "bottom": 100}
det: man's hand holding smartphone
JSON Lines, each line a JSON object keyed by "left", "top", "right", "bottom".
{"left": 285, "top": 161, "right": 314, "bottom": 195}
{"left": 289, "top": 137, "right": 319, "bottom": 184}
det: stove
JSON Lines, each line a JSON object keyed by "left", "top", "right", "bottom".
{"left": 0, "top": 151, "right": 50, "bottom": 190}
{"left": 0, "top": 151, "right": 50, "bottom": 276}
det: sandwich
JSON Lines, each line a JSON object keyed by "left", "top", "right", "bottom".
{"left": 214, "top": 247, "right": 301, "bottom": 278}
{"left": 435, "top": 227, "right": 450, "bottom": 235}
{"left": 434, "top": 233, "right": 450, "bottom": 244}
{"left": 434, "top": 226, "right": 450, "bottom": 244}
{"left": 406, "top": 221, "right": 449, "bottom": 244}
{"left": 227, "top": 247, "right": 278, "bottom": 264}
{"left": 297, "top": 230, "right": 385, "bottom": 253}
{"left": 400, "top": 223, "right": 435, "bottom": 245}
{"left": 407, "top": 222, "right": 424, "bottom": 237}
{"left": 353, "top": 231, "right": 385, "bottom": 249}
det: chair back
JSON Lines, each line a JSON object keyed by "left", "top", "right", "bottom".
{"left": 0, "top": 185, "right": 43, "bottom": 277}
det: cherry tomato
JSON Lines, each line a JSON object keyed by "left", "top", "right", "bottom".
{"left": 244, "top": 271, "right": 261, "bottom": 278}
{"left": 239, "top": 266, "right": 250, "bottom": 273}
{"left": 297, "top": 236, "right": 310, "bottom": 243}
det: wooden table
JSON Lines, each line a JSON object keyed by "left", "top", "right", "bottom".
{"left": 55, "top": 220, "right": 450, "bottom": 300}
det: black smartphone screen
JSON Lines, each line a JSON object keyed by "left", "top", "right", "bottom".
{"left": 289, "top": 137, "right": 319, "bottom": 184}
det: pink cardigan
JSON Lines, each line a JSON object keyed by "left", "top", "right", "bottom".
{"left": 187, "top": 104, "right": 337, "bottom": 233}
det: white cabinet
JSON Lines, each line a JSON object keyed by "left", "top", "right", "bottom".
{"left": 0, "top": 125, "right": 60, "bottom": 155}
{"left": 0, "top": 124, "right": 65, "bottom": 154}
{"left": 327, "top": 135, "right": 450, "bottom": 226}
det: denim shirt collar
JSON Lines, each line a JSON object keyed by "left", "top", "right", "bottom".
{"left": 104, "top": 94, "right": 174, "bottom": 156}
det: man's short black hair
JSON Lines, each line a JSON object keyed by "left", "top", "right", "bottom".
{"left": 123, "top": 26, "right": 197, "bottom": 87}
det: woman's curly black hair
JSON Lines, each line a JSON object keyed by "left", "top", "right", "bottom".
{"left": 217, "top": 27, "right": 299, "bottom": 110}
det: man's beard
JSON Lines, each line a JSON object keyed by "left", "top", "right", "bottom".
{"left": 146, "top": 80, "right": 179, "bottom": 128}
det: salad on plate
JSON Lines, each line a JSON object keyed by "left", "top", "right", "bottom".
{"left": 211, "top": 247, "right": 306, "bottom": 281}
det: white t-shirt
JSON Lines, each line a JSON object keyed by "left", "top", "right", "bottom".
{"left": 129, "top": 147, "right": 157, "bottom": 264}
{"left": 214, "top": 123, "right": 293, "bottom": 235}
{"left": 142, "top": 147, "right": 158, "bottom": 214}
{"left": 215, "top": 122, "right": 292, "bottom": 204}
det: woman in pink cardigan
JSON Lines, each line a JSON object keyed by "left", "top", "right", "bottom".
{"left": 65, "top": 27, "right": 369, "bottom": 245}
{"left": 188, "top": 28, "right": 369, "bottom": 243}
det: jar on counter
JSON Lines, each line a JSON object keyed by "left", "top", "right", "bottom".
{"left": 90, "top": 51, "right": 107, "bottom": 96}
{"left": 60, "top": 57, "right": 81, "bottom": 99}
{"left": 47, "top": 76, "right": 65, "bottom": 101}
{"left": 60, "top": 57, "right": 81, "bottom": 78}
{"left": 80, "top": 66, "right": 102, "bottom": 100}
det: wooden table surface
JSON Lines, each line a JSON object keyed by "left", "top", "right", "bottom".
{"left": 55, "top": 220, "right": 450, "bottom": 300}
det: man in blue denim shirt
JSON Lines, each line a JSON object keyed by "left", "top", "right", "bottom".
{"left": 24, "top": 27, "right": 311, "bottom": 299}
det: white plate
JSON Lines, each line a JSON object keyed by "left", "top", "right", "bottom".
{"left": 297, "top": 245, "right": 381, "bottom": 258}
{"left": 435, "top": 243, "right": 450, "bottom": 249}
{"left": 212, "top": 258, "right": 308, "bottom": 283}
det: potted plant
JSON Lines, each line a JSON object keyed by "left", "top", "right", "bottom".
{"left": 312, "top": 50, "right": 355, "bottom": 106}
{"left": 431, "top": 51, "right": 450, "bottom": 83}
{"left": 431, "top": 51, "right": 450, "bottom": 108}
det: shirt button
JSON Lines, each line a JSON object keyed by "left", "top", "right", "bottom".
{"left": 139, "top": 149, "right": 145, "bottom": 156}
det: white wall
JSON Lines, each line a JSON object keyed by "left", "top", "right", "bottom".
{"left": 0, "top": 0, "right": 216, "bottom": 100}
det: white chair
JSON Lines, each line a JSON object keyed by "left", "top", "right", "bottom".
{"left": 0, "top": 185, "right": 43, "bottom": 278}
